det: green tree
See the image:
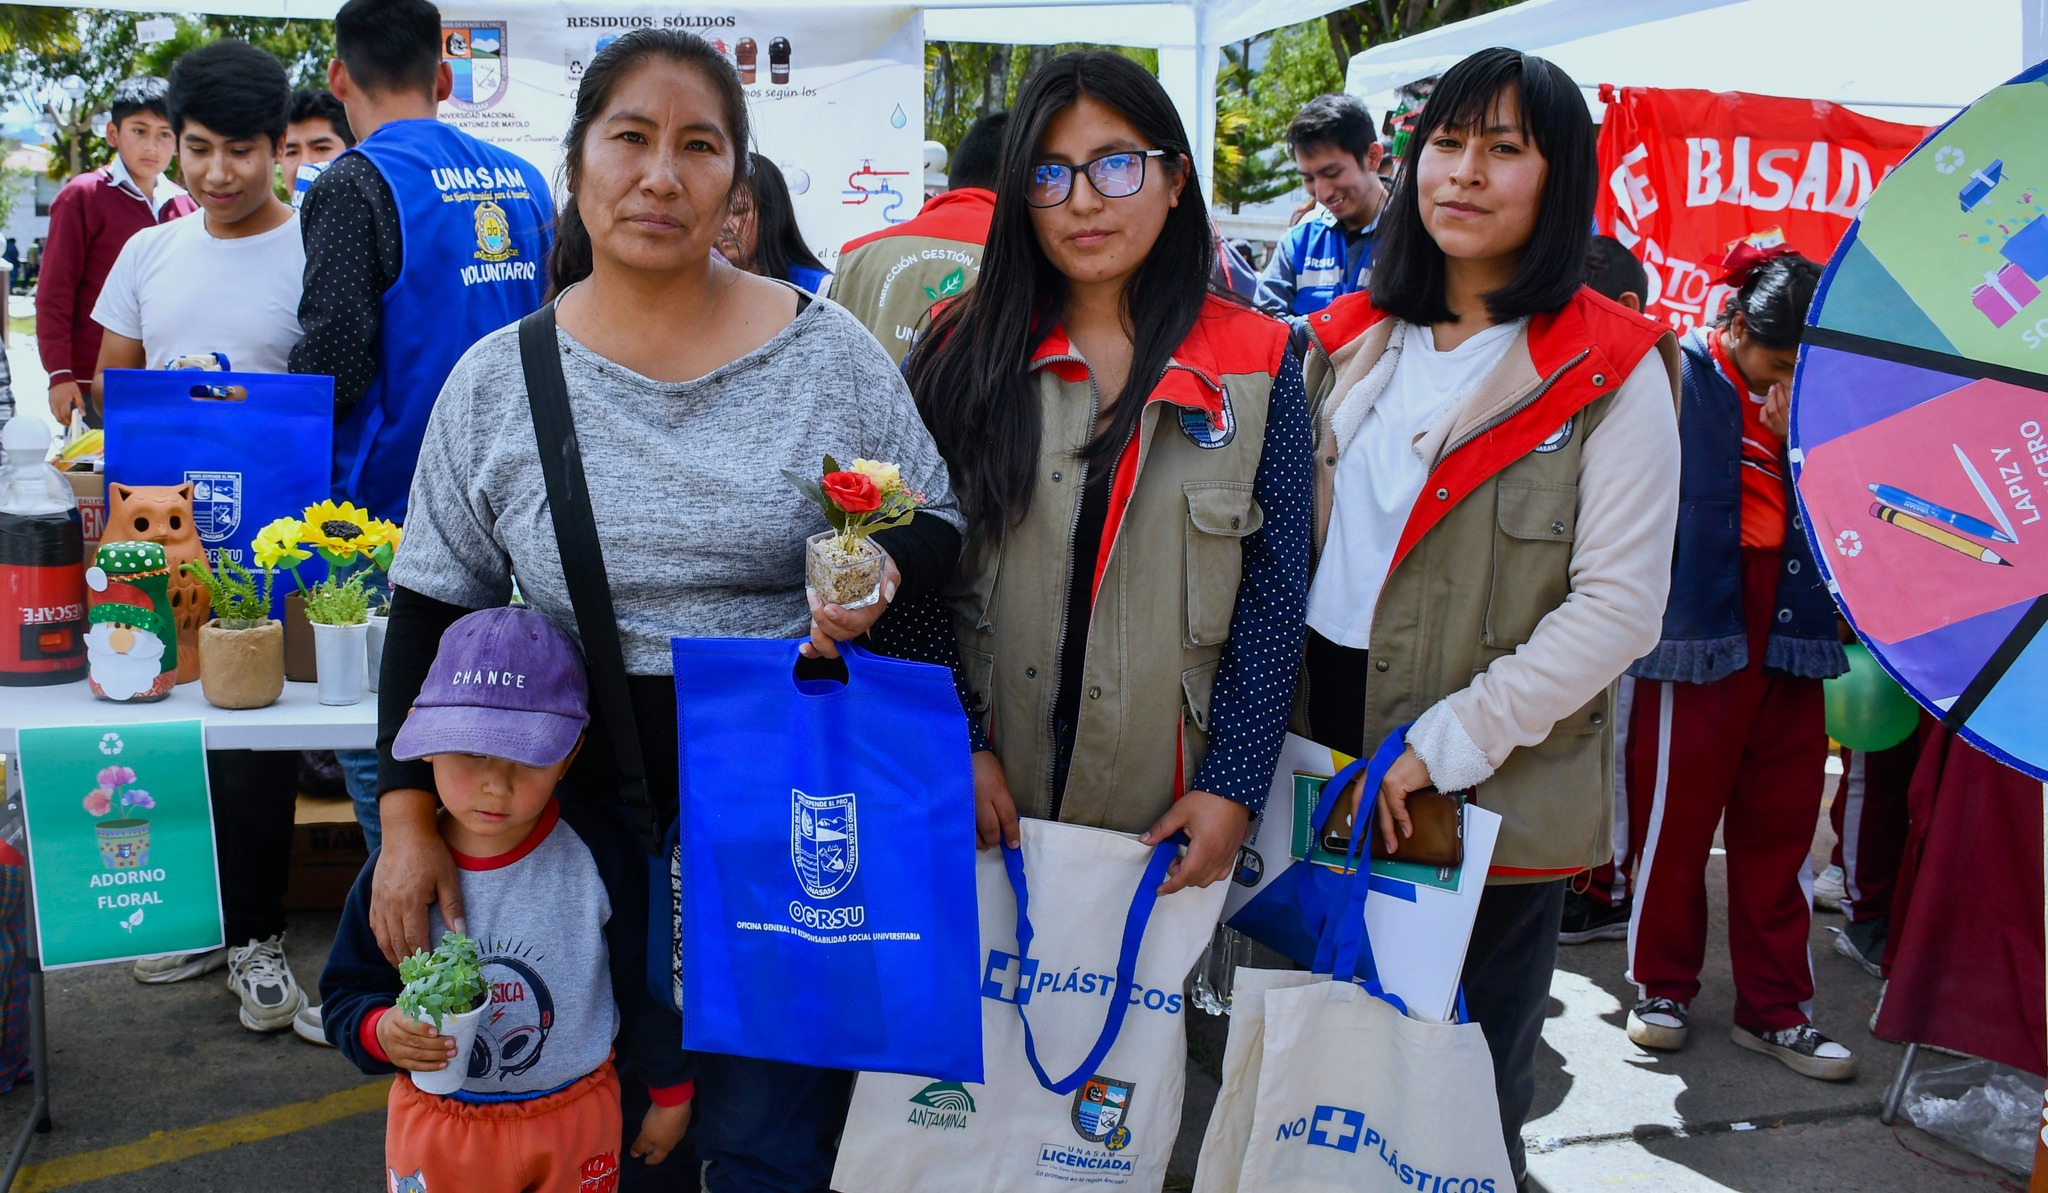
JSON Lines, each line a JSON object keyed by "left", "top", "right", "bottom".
{"left": 1213, "top": 19, "right": 1344, "bottom": 214}
{"left": 924, "top": 41, "right": 1156, "bottom": 157}
{"left": 0, "top": 5, "right": 73, "bottom": 55}
{"left": 4, "top": 12, "right": 334, "bottom": 180}
{"left": 1323, "top": 0, "right": 1526, "bottom": 71}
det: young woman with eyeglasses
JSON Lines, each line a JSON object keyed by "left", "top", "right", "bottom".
{"left": 886, "top": 50, "right": 1312, "bottom": 894}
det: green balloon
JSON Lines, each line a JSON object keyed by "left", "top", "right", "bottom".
{"left": 1824, "top": 643, "right": 1922, "bottom": 752}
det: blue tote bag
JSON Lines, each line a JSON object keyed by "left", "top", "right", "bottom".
{"left": 671, "top": 638, "right": 982, "bottom": 1081}
{"left": 103, "top": 368, "right": 333, "bottom": 617}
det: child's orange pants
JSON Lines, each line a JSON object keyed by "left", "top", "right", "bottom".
{"left": 385, "top": 1060, "right": 622, "bottom": 1192}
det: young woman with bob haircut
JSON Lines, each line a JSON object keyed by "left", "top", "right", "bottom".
{"left": 1296, "top": 46, "right": 1681, "bottom": 1185}
{"left": 889, "top": 49, "right": 1313, "bottom": 895}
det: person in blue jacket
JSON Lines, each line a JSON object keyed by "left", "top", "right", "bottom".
{"left": 1254, "top": 94, "right": 1388, "bottom": 316}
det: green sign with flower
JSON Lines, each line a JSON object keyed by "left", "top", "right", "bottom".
{"left": 16, "top": 720, "right": 223, "bottom": 969}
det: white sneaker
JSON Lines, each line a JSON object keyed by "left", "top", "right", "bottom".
{"left": 293, "top": 1001, "right": 333, "bottom": 1047}
{"left": 1813, "top": 864, "right": 1846, "bottom": 911}
{"left": 1830, "top": 926, "right": 1883, "bottom": 978}
{"left": 1627, "top": 997, "right": 1690, "bottom": 1050}
{"left": 226, "top": 935, "right": 305, "bottom": 1033}
{"left": 133, "top": 947, "right": 228, "bottom": 984}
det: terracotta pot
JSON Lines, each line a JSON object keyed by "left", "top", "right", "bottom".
{"left": 197, "top": 619, "right": 284, "bottom": 710}
{"left": 283, "top": 591, "right": 318, "bottom": 683}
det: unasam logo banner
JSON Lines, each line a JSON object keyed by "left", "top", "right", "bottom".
{"left": 1595, "top": 85, "right": 1929, "bottom": 335}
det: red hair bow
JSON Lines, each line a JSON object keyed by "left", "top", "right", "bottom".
{"left": 1707, "top": 241, "right": 1798, "bottom": 287}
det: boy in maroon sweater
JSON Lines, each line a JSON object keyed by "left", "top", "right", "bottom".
{"left": 37, "top": 76, "right": 195, "bottom": 427}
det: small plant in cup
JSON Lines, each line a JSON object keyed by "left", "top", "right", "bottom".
{"left": 782, "top": 456, "right": 924, "bottom": 609}
{"left": 396, "top": 931, "right": 486, "bottom": 1027}
{"left": 302, "top": 570, "right": 371, "bottom": 627}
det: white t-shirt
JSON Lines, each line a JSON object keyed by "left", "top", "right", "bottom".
{"left": 1306, "top": 318, "right": 1526, "bottom": 649}
{"left": 92, "top": 211, "right": 305, "bottom": 373}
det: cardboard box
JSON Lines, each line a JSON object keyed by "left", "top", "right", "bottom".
{"left": 64, "top": 465, "right": 104, "bottom": 555}
{"left": 284, "top": 794, "right": 368, "bottom": 912}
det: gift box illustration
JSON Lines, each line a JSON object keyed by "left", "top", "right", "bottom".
{"left": 1959, "top": 158, "right": 2003, "bottom": 211}
{"left": 2000, "top": 213, "right": 2048, "bottom": 281}
{"left": 1971, "top": 262, "right": 2040, "bottom": 327}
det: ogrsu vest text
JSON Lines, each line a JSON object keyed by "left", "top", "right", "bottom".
{"left": 335, "top": 120, "right": 553, "bottom": 522}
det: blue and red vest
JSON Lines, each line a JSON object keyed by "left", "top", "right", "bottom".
{"left": 336, "top": 120, "right": 552, "bottom": 521}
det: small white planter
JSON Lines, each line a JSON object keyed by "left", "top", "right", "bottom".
{"left": 407, "top": 1001, "right": 486, "bottom": 1096}
{"left": 365, "top": 613, "right": 389, "bottom": 694}
{"left": 311, "top": 621, "right": 368, "bottom": 706}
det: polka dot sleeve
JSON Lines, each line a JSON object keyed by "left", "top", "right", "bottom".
{"left": 1190, "top": 347, "right": 1314, "bottom": 813}
{"left": 287, "top": 153, "right": 404, "bottom": 415}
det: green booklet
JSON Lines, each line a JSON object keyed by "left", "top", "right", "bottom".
{"left": 18, "top": 720, "right": 223, "bottom": 969}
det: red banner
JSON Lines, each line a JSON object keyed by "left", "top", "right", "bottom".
{"left": 1594, "top": 85, "right": 1930, "bottom": 335}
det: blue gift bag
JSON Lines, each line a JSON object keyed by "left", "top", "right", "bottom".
{"left": 102, "top": 369, "right": 334, "bottom": 617}
{"left": 671, "top": 639, "right": 982, "bottom": 1081}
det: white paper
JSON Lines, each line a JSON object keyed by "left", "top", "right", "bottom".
{"left": 1359, "top": 803, "right": 1501, "bottom": 1023}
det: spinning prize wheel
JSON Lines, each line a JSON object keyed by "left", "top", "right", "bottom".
{"left": 1792, "top": 60, "right": 2048, "bottom": 781}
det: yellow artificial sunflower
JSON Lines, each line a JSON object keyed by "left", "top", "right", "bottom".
{"left": 252, "top": 518, "right": 312, "bottom": 570}
{"left": 299, "top": 500, "right": 378, "bottom": 556}
{"left": 360, "top": 518, "right": 403, "bottom": 553}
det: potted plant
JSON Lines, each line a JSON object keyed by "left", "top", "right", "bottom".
{"left": 305, "top": 570, "right": 371, "bottom": 706}
{"left": 395, "top": 931, "right": 487, "bottom": 1096}
{"left": 258, "top": 503, "right": 401, "bottom": 685}
{"left": 182, "top": 554, "right": 284, "bottom": 710}
{"left": 782, "top": 456, "right": 924, "bottom": 609}
{"left": 84, "top": 765, "right": 156, "bottom": 870}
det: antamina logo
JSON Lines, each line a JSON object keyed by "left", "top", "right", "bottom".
{"left": 906, "top": 1081, "right": 976, "bottom": 1131}
{"left": 790, "top": 789, "right": 858, "bottom": 899}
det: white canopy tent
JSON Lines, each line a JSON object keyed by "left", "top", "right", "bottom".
{"left": 10, "top": 0, "right": 1363, "bottom": 195}
{"left": 1348, "top": 0, "right": 2048, "bottom": 128}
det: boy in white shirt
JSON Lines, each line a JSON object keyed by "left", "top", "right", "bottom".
{"left": 93, "top": 40, "right": 305, "bottom": 377}
{"left": 89, "top": 39, "right": 318, "bottom": 1041}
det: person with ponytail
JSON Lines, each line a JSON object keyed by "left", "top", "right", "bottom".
{"left": 720, "top": 152, "right": 832, "bottom": 294}
{"left": 1294, "top": 47, "right": 1681, "bottom": 1186}
{"left": 367, "top": 29, "right": 963, "bottom": 1192}
{"left": 891, "top": 50, "right": 1312, "bottom": 892}
{"left": 1621, "top": 247, "right": 1857, "bottom": 1082}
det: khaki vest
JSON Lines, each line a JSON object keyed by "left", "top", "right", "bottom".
{"left": 947, "top": 303, "right": 1286, "bottom": 832}
{"left": 1302, "top": 294, "right": 1673, "bottom": 877}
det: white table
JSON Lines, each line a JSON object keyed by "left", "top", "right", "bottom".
{"left": 0, "top": 678, "right": 375, "bottom": 1188}
{"left": 0, "top": 679, "right": 377, "bottom": 753}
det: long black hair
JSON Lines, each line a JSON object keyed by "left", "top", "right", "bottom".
{"left": 905, "top": 51, "right": 1216, "bottom": 541}
{"left": 1368, "top": 47, "right": 1596, "bottom": 326}
{"left": 1714, "top": 253, "right": 1822, "bottom": 348}
{"left": 738, "top": 153, "right": 827, "bottom": 283}
{"left": 547, "top": 30, "right": 750, "bottom": 297}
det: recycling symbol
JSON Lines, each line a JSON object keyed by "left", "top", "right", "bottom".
{"left": 1934, "top": 146, "right": 1965, "bottom": 175}
{"left": 98, "top": 733, "right": 124, "bottom": 756}
{"left": 1834, "top": 530, "right": 1864, "bottom": 558}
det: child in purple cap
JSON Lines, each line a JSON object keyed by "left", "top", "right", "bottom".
{"left": 318, "top": 607, "right": 693, "bottom": 1189}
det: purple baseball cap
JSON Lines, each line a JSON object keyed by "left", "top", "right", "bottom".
{"left": 392, "top": 606, "right": 590, "bottom": 767}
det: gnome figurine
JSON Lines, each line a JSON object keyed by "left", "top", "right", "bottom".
{"left": 83, "top": 541, "right": 177, "bottom": 702}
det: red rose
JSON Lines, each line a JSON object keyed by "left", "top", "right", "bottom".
{"left": 821, "top": 470, "right": 882, "bottom": 514}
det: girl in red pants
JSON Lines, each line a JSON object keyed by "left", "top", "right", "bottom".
{"left": 1622, "top": 249, "right": 1857, "bottom": 1081}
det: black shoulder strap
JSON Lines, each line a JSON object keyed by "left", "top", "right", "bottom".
{"left": 517, "top": 305, "right": 659, "bottom": 853}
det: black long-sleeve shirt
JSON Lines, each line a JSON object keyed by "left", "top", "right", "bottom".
{"left": 288, "top": 153, "right": 404, "bottom": 416}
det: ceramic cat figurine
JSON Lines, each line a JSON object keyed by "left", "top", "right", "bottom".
{"left": 102, "top": 483, "right": 210, "bottom": 684}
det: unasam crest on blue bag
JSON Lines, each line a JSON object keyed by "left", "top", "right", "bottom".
{"left": 1072, "top": 1074, "right": 1136, "bottom": 1150}
{"left": 184, "top": 471, "right": 242, "bottom": 545}
{"left": 792, "top": 789, "right": 859, "bottom": 900}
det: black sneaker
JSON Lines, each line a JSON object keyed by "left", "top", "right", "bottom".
{"left": 1627, "top": 997, "right": 1689, "bottom": 1050}
{"left": 1558, "top": 890, "right": 1630, "bottom": 944}
{"left": 1732, "top": 1022, "right": 1857, "bottom": 1081}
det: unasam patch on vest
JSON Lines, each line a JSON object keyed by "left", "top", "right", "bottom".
{"left": 1533, "top": 414, "right": 1576, "bottom": 454}
{"left": 1179, "top": 390, "right": 1236, "bottom": 449}
{"left": 474, "top": 200, "right": 516, "bottom": 262}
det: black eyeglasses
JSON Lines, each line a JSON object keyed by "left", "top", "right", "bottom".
{"left": 1026, "top": 149, "right": 1168, "bottom": 208}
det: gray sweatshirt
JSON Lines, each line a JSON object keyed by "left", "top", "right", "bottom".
{"left": 391, "top": 294, "right": 963, "bottom": 673}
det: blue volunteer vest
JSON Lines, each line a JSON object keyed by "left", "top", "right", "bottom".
{"left": 336, "top": 119, "right": 552, "bottom": 521}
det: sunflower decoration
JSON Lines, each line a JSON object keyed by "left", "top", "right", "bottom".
{"left": 254, "top": 501, "right": 404, "bottom": 613}
{"left": 299, "top": 500, "right": 378, "bottom": 566}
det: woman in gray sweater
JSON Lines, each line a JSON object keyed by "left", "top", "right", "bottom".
{"left": 366, "top": 30, "right": 962, "bottom": 1193}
